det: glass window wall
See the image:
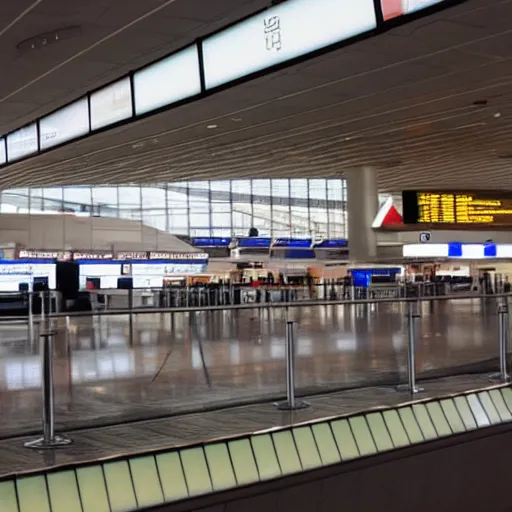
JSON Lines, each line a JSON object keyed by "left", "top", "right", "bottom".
{"left": 0, "top": 178, "right": 347, "bottom": 239}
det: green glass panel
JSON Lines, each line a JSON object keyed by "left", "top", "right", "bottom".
{"left": 204, "top": 443, "right": 237, "bottom": 491}
{"left": 155, "top": 452, "right": 188, "bottom": 502}
{"left": 466, "top": 394, "right": 491, "bottom": 428}
{"left": 47, "top": 471, "right": 82, "bottom": 512}
{"left": 272, "top": 431, "right": 302, "bottom": 474}
{"left": 292, "top": 426, "right": 322, "bottom": 470}
{"left": 382, "top": 410, "right": 410, "bottom": 447}
{"left": 251, "top": 434, "right": 281, "bottom": 480}
{"left": 398, "top": 407, "right": 424, "bottom": 444}
{"left": 312, "top": 423, "right": 341, "bottom": 465}
{"left": 412, "top": 404, "right": 437, "bottom": 440}
{"left": 453, "top": 396, "right": 477, "bottom": 430}
{"left": 76, "top": 465, "right": 110, "bottom": 512}
{"left": 103, "top": 461, "right": 137, "bottom": 512}
{"left": 17, "top": 476, "right": 50, "bottom": 512}
{"left": 478, "top": 392, "right": 501, "bottom": 425}
{"left": 348, "top": 416, "right": 377, "bottom": 456}
{"left": 440, "top": 399, "right": 466, "bottom": 434}
{"left": 489, "top": 389, "right": 512, "bottom": 421}
{"left": 228, "top": 439, "right": 259, "bottom": 485}
{"left": 129, "top": 456, "right": 164, "bottom": 507}
{"left": 180, "top": 447, "right": 212, "bottom": 496}
{"left": 426, "top": 402, "right": 452, "bottom": 437}
{"left": 500, "top": 387, "right": 512, "bottom": 414}
{"left": 0, "top": 480, "right": 19, "bottom": 512}
{"left": 331, "top": 419, "right": 360, "bottom": 460}
{"left": 365, "top": 413, "right": 394, "bottom": 451}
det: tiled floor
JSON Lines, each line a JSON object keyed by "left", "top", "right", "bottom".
{"left": 0, "top": 298, "right": 503, "bottom": 438}
{"left": 0, "top": 373, "right": 494, "bottom": 477}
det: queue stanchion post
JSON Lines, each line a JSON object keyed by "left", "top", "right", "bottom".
{"left": 25, "top": 330, "right": 72, "bottom": 449}
{"left": 275, "top": 321, "right": 309, "bottom": 411}
{"left": 490, "top": 298, "right": 510, "bottom": 382}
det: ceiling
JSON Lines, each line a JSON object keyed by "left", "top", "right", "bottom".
{"left": 2, "top": 0, "right": 512, "bottom": 191}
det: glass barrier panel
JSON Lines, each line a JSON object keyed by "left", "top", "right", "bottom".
{"left": 180, "top": 447, "right": 212, "bottom": 497}
{"left": 292, "top": 426, "right": 322, "bottom": 470}
{"left": 17, "top": 475, "right": 50, "bottom": 512}
{"left": 466, "top": 394, "right": 491, "bottom": 428}
{"left": 412, "top": 404, "right": 437, "bottom": 440}
{"left": 155, "top": 452, "right": 188, "bottom": 502}
{"left": 129, "top": 456, "right": 164, "bottom": 508}
{"left": 453, "top": 396, "right": 478, "bottom": 430}
{"left": 478, "top": 392, "right": 501, "bottom": 425}
{"left": 439, "top": 399, "right": 466, "bottom": 434}
{"left": 382, "top": 409, "right": 410, "bottom": 447}
{"left": 365, "top": 412, "right": 394, "bottom": 451}
{"left": 398, "top": 407, "right": 424, "bottom": 444}
{"left": 489, "top": 389, "right": 512, "bottom": 421}
{"left": 103, "top": 461, "right": 137, "bottom": 512}
{"left": 228, "top": 439, "right": 259, "bottom": 485}
{"left": 272, "top": 431, "right": 302, "bottom": 475}
{"left": 204, "top": 443, "right": 237, "bottom": 491}
{"left": 330, "top": 419, "right": 360, "bottom": 460}
{"left": 76, "top": 465, "right": 110, "bottom": 512}
{"left": 348, "top": 416, "right": 377, "bottom": 456}
{"left": 250, "top": 434, "right": 281, "bottom": 480}
{"left": 311, "top": 423, "right": 341, "bottom": 465}
{"left": 0, "top": 480, "right": 19, "bottom": 512}
{"left": 426, "top": 402, "right": 452, "bottom": 437}
{"left": 47, "top": 470, "right": 82, "bottom": 512}
{"left": 499, "top": 387, "right": 512, "bottom": 414}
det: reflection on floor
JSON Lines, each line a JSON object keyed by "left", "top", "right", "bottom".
{"left": 0, "top": 298, "right": 503, "bottom": 437}
{"left": 0, "top": 374, "right": 494, "bottom": 476}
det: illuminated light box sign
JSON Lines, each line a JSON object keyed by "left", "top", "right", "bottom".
{"left": 39, "top": 97, "right": 89, "bottom": 150}
{"left": 314, "top": 239, "right": 348, "bottom": 248}
{"left": 381, "top": 0, "right": 446, "bottom": 21}
{"left": 202, "top": 0, "right": 377, "bottom": 89}
{"left": 0, "top": 138, "right": 5, "bottom": 165}
{"left": 404, "top": 243, "right": 507, "bottom": 259}
{"left": 133, "top": 45, "right": 201, "bottom": 115}
{"left": 0, "top": 261, "right": 57, "bottom": 289}
{"left": 116, "top": 251, "right": 148, "bottom": 261}
{"left": 272, "top": 238, "right": 312, "bottom": 248}
{"left": 237, "top": 238, "right": 272, "bottom": 248}
{"left": 18, "top": 249, "right": 72, "bottom": 261}
{"left": 192, "top": 237, "right": 232, "bottom": 247}
{"left": 148, "top": 252, "right": 209, "bottom": 261}
{"left": 73, "top": 252, "right": 114, "bottom": 260}
{"left": 402, "top": 190, "right": 512, "bottom": 226}
{"left": 7, "top": 124, "right": 38, "bottom": 162}
{"left": 90, "top": 77, "right": 133, "bottom": 131}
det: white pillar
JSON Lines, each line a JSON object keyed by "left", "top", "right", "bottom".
{"left": 346, "top": 167, "right": 378, "bottom": 262}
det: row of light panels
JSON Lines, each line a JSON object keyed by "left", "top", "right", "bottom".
{"left": 0, "top": 0, "right": 447, "bottom": 166}
{"left": 403, "top": 243, "right": 512, "bottom": 259}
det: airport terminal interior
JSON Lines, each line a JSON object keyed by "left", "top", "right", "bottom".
{"left": 2, "top": 0, "right": 512, "bottom": 510}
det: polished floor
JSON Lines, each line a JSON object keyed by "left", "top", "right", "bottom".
{"left": 0, "top": 297, "right": 505, "bottom": 437}
{"left": 0, "top": 373, "right": 495, "bottom": 476}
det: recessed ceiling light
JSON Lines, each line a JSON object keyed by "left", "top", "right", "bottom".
{"left": 231, "top": 117, "right": 243, "bottom": 122}
{"left": 207, "top": 124, "right": 218, "bottom": 129}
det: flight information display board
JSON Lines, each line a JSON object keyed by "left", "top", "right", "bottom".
{"left": 402, "top": 191, "right": 512, "bottom": 225}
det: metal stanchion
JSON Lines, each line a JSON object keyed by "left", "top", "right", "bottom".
{"left": 490, "top": 298, "right": 510, "bottom": 382}
{"left": 25, "top": 330, "right": 72, "bottom": 449}
{"left": 28, "top": 291, "right": 34, "bottom": 347}
{"left": 275, "top": 321, "right": 309, "bottom": 410}
{"left": 406, "top": 301, "right": 423, "bottom": 395}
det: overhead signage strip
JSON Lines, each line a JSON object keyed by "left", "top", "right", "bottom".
{"left": 0, "top": 0, "right": 452, "bottom": 167}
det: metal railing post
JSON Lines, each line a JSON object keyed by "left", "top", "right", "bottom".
{"left": 275, "top": 321, "right": 308, "bottom": 410}
{"left": 28, "top": 291, "right": 34, "bottom": 347}
{"left": 490, "top": 298, "right": 510, "bottom": 382}
{"left": 404, "top": 301, "right": 423, "bottom": 395}
{"left": 25, "top": 330, "right": 72, "bottom": 449}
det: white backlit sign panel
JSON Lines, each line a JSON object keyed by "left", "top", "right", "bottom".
{"left": 90, "top": 77, "right": 133, "bottom": 130}
{"left": 403, "top": 244, "right": 449, "bottom": 258}
{"left": 7, "top": 124, "right": 37, "bottom": 162}
{"left": 0, "top": 138, "right": 5, "bottom": 165}
{"left": 134, "top": 45, "right": 201, "bottom": 115}
{"left": 381, "top": 0, "right": 445, "bottom": 21}
{"left": 202, "top": 0, "right": 376, "bottom": 89}
{"left": 497, "top": 245, "right": 512, "bottom": 258}
{"left": 40, "top": 97, "right": 89, "bottom": 150}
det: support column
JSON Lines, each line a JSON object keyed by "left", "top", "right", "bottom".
{"left": 346, "top": 167, "right": 378, "bottom": 262}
